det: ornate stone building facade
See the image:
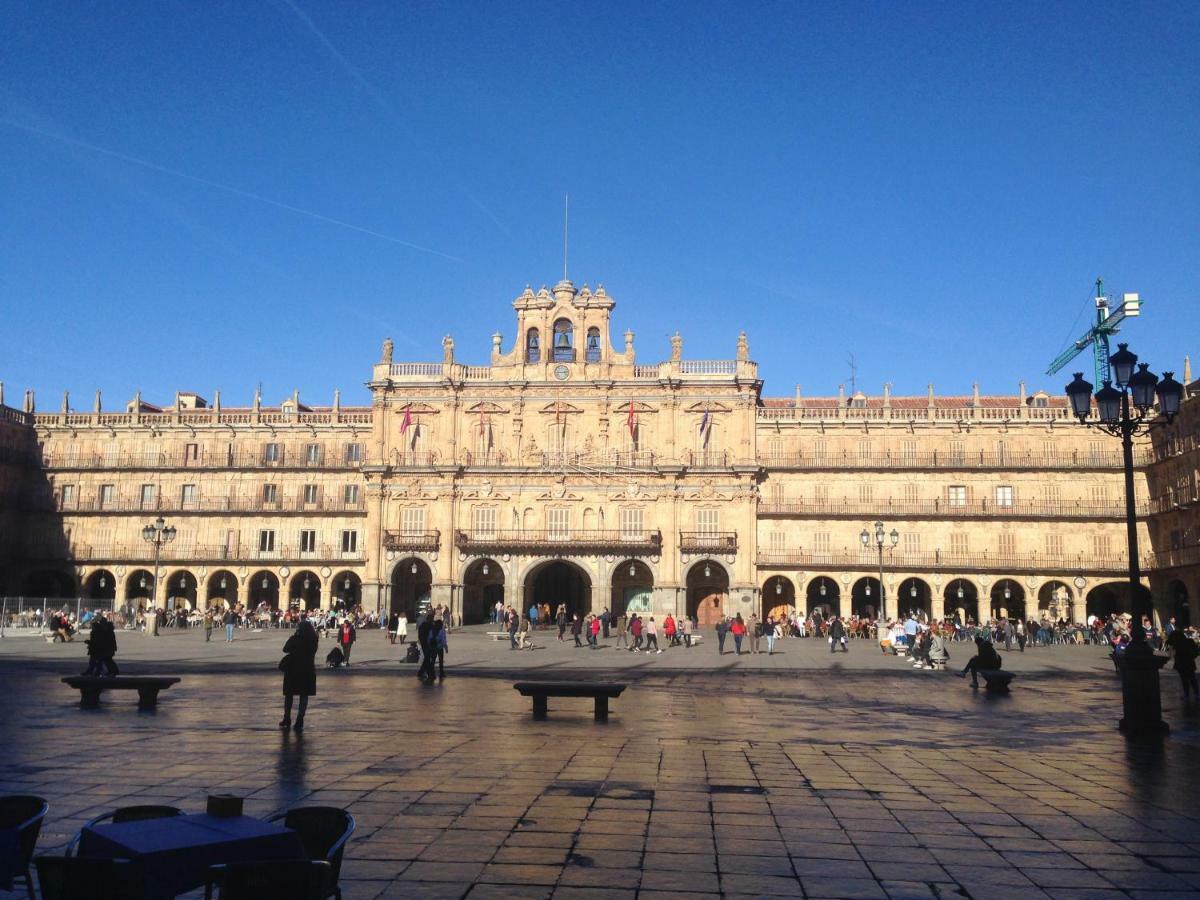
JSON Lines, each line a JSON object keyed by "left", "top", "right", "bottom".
{"left": 1, "top": 279, "right": 1196, "bottom": 626}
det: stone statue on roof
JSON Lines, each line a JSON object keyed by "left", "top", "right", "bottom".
{"left": 381, "top": 336, "right": 394, "bottom": 364}
{"left": 670, "top": 332, "right": 682, "bottom": 362}
{"left": 443, "top": 335, "right": 455, "bottom": 364}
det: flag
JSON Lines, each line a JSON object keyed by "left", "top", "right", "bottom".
{"left": 627, "top": 401, "right": 637, "bottom": 438}
{"left": 399, "top": 404, "right": 413, "bottom": 434}
{"left": 699, "top": 406, "right": 710, "bottom": 435}
{"left": 555, "top": 400, "right": 565, "bottom": 426}
{"left": 478, "top": 405, "right": 487, "bottom": 436}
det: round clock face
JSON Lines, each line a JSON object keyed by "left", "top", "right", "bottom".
{"left": 1073, "top": 576, "right": 1087, "bottom": 589}
{"left": 553, "top": 364, "right": 570, "bottom": 381}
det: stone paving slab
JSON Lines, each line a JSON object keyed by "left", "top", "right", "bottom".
{"left": 1, "top": 634, "right": 1199, "bottom": 899}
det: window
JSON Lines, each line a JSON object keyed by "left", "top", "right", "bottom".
{"left": 1045, "top": 483, "right": 1061, "bottom": 504}
{"left": 98, "top": 484, "right": 114, "bottom": 509}
{"left": 102, "top": 442, "right": 118, "bottom": 466}
{"left": 525, "top": 327, "right": 541, "bottom": 364}
{"left": 995, "top": 440, "right": 1007, "bottom": 462}
{"left": 401, "top": 507, "right": 425, "bottom": 536}
{"left": 343, "top": 484, "right": 359, "bottom": 505}
{"left": 547, "top": 508, "right": 570, "bottom": 539}
{"left": 302, "top": 484, "right": 319, "bottom": 504}
{"left": 185, "top": 443, "right": 199, "bottom": 463}
{"left": 903, "top": 533, "right": 920, "bottom": 555}
{"left": 1046, "top": 533, "right": 1063, "bottom": 557}
{"left": 813, "top": 532, "right": 831, "bottom": 557}
{"left": 813, "top": 484, "right": 829, "bottom": 503}
{"left": 768, "top": 531, "right": 786, "bottom": 552}
{"left": 139, "top": 484, "right": 155, "bottom": 509}
{"left": 997, "top": 532, "right": 1015, "bottom": 556}
{"left": 341, "top": 530, "right": 358, "bottom": 553}
{"left": 262, "top": 484, "right": 278, "bottom": 504}
{"left": 1041, "top": 440, "right": 1056, "bottom": 459}
{"left": 949, "top": 533, "right": 969, "bottom": 556}
{"left": 181, "top": 484, "right": 197, "bottom": 505}
{"left": 60, "top": 484, "right": 76, "bottom": 508}
{"left": 1093, "top": 534, "right": 1112, "bottom": 558}
{"left": 902, "top": 440, "right": 918, "bottom": 461}
{"left": 857, "top": 440, "right": 871, "bottom": 459}
{"left": 305, "top": 443, "right": 321, "bottom": 465}
{"left": 995, "top": 486, "right": 1014, "bottom": 507}
{"left": 299, "top": 530, "right": 317, "bottom": 553}
{"left": 769, "top": 482, "right": 784, "bottom": 503}
{"left": 473, "top": 505, "right": 497, "bottom": 538}
{"left": 258, "top": 529, "right": 276, "bottom": 552}
{"left": 619, "top": 507, "right": 643, "bottom": 539}
{"left": 813, "top": 440, "right": 827, "bottom": 459}
{"left": 903, "top": 484, "right": 919, "bottom": 503}
{"left": 1090, "top": 485, "right": 1108, "bottom": 505}
{"left": 766, "top": 438, "right": 782, "bottom": 459}
{"left": 947, "top": 485, "right": 967, "bottom": 506}
{"left": 263, "top": 442, "right": 281, "bottom": 464}
{"left": 697, "top": 508, "right": 720, "bottom": 533}
{"left": 858, "top": 483, "right": 873, "bottom": 503}
{"left": 344, "top": 443, "right": 362, "bottom": 464}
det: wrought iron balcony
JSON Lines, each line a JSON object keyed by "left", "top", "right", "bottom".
{"left": 383, "top": 530, "right": 441, "bottom": 552}
{"left": 757, "top": 499, "right": 1147, "bottom": 520}
{"left": 679, "top": 531, "right": 738, "bottom": 554}
{"left": 455, "top": 529, "right": 661, "bottom": 555}
{"left": 754, "top": 549, "right": 1155, "bottom": 574}
{"left": 758, "top": 449, "right": 1150, "bottom": 470}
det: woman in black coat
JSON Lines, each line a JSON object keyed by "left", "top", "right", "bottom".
{"left": 280, "top": 617, "right": 318, "bottom": 731}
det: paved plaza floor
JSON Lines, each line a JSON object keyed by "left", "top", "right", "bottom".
{"left": 2, "top": 627, "right": 1199, "bottom": 899}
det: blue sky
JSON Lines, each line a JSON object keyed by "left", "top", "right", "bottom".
{"left": 2, "top": 0, "right": 1197, "bottom": 408}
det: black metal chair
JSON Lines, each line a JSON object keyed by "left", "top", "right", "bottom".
{"left": 266, "top": 806, "right": 355, "bottom": 900}
{"left": 34, "top": 856, "right": 142, "bottom": 900}
{"left": 0, "top": 795, "right": 48, "bottom": 900}
{"left": 204, "top": 859, "right": 331, "bottom": 900}
{"left": 65, "top": 804, "right": 183, "bottom": 856}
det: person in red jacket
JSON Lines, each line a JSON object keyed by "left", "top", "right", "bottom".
{"left": 588, "top": 614, "right": 601, "bottom": 648}
{"left": 663, "top": 614, "right": 677, "bottom": 647}
{"left": 629, "top": 614, "right": 644, "bottom": 652}
{"left": 729, "top": 614, "right": 747, "bottom": 655}
{"left": 337, "top": 619, "right": 357, "bottom": 667}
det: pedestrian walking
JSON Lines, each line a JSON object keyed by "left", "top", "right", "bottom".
{"left": 508, "top": 608, "right": 520, "bottom": 649}
{"left": 765, "top": 616, "right": 777, "bottom": 655}
{"left": 82, "top": 611, "right": 118, "bottom": 677}
{"left": 588, "top": 614, "right": 601, "bottom": 648}
{"left": 829, "top": 616, "right": 848, "bottom": 653}
{"left": 571, "top": 614, "right": 583, "bottom": 647}
{"left": 716, "top": 616, "right": 729, "bottom": 654}
{"left": 432, "top": 617, "right": 447, "bottom": 679}
{"left": 630, "top": 614, "right": 644, "bottom": 651}
{"left": 616, "top": 613, "right": 628, "bottom": 648}
{"left": 203, "top": 608, "right": 214, "bottom": 643}
{"left": 417, "top": 611, "right": 437, "bottom": 681}
{"left": 730, "top": 614, "right": 746, "bottom": 655}
{"left": 557, "top": 606, "right": 567, "bottom": 641}
{"left": 279, "top": 615, "right": 318, "bottom": 731}
{"left": 388, "top": 610, "right": 400, "bottom": 644}
{"left": 748, "top": 614, "right": 761, "bottom": 654}
{"left": 601, "top": 608, "right": 611, "bottom": 639}
{"left": 646, "top": 617, "right": 660, "bottom": 653}
{"left": 518, "top": 615, "right": 533, "bottom": 650}
{"left": 683, "top": 616, "right": 694, "bottom": 648}
{"left": 223, "top": 606, "right": 237, "bottom": 642}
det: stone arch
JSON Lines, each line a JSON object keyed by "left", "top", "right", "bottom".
{"left": 585, "top": 326, "right": 601, "bottom": 362}
{"left": 125, "top": 569, "right": 154, "bottom": 607}
{"left": 83, "top": 569, "right": 116, "bottom": 601}
{"left": 288, "top": 570, "right": 322, "bottom": 610}
{"left": 944, "top": 578, "right": 980, "bottom": 624}
{"left": 1086, "top": 581, "right": 1150, "bottom": 622}
{"left": 1038, "top": 580, "right": 1073, "bottom": 622}
{"left": 552, "top": 317, "right": 574, "bottom": 360}
{"left": 611, "top": 559, "right": 654, "bottom": 618}
{"left": 206, "top": 570, "right": 239, "bottom": 609}
{"left": 762, "top": 575, "right": 795, "bottom": 621}
{"left": 164, "top": 568, "right": 197, "bottom": 611}
{"left": 684, "top": 558, "right": 728, "bottom": 626}
{"left": 391, "top": 558, "right": 433, "bottom": 620}
{"left": 333, "top": 570, "right": 361, "bottom": 609}
{"left": 525, "top": 327, "right": 541, "bottom": 363}
{"left": 524, "top": 558, "right": 592, "bottom": 621}
{"left": 896, "top": 577, "right": 932, "bottom": 620}
{"left": 805, "top": 576, "right": 841, "bottom": 619}
{"left": 989, "top": 578, "right": 1026, "bottom": 621}
{"left": 249, "top": 570, "right": 280, "bottom": 610}
{"left": 850, "top": 576, "right": 880, "bottom": 619}
{"left": 462, "top": 557, "right": 505, "bottom": 625}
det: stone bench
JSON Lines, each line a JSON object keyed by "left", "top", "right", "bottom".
{"left": 977, "top": 669, "right": 1015, "bottom": 692}
{"left": 486, "top": 631, "right": 510, "bottom": 641}
{"left": 62, "top": 675, "right": 181, "bottom": 710}
{"left": 514, "top": 681, "right": 626, "bottom": 722}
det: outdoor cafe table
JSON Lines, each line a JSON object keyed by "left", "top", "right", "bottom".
{"left": 78, "top": 812, "right": 306, "bottom": 898}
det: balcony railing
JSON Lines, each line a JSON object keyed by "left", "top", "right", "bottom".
{"left": 383, "top": 530, "right": 441, "bottom": 552}
{"left": 687, "top": 451, "right": 731, "bottom": 468}
{"left": 680, "top": 531, "right": 738, "bottom": 554}
{"left": 759, "top": 450, "right": 1150, "bottom": 470}
{"left": 455, "top": 529, "right": 662, "bottom": 554}
{"left": 42, "top": 451, "right": 365, "bottom": 471}
{"left": 32, "top": 543, "right": 364, "bottom": 564}
{"left": 48, "top": 497, "right": 367, "bottom": 515}
{"left": 390, "top": 451, "right": 439, "bottom": 468}
{"left": 757, "top": 499, "right": 1148, "bottom": 520}
{"left": 1152, "top": 546, "right": 1200, "bottom": 570}
{"left": 754, "top": 549, "right": 1156, "bottom": 574}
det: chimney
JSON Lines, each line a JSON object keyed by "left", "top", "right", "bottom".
{"left": 1019, "top": 380, "right": 1027, "bottom": 405}
{"left": 882, "top": 382, "right": 891, "bottom": 408}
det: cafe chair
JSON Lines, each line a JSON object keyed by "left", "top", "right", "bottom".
{"left": 34, "top": 856, "right": 142, "bottom": 900}
{"left": 204, "top": 859, "right": 331, "bottom": 900}
{"left": 65, "top": 804, "right": 183, "bottom": 856}
{"left": 0, "top": 795, "right": 48, "bottom": 900}
{"left": 267, "top": 806, "right": 355, "bottom": 900}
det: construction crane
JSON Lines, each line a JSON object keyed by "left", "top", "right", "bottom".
{"left": 1046, "top": 278, "right": 1142, "bottom": 385}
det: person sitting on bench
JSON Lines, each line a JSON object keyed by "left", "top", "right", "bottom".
{"left": 959, "top": 636, "right": 1002, "bottom": 687}
{"left": 925, "top": 628, "right": 950, "bottom": 669}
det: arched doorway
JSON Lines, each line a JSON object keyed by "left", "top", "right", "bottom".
{"left": 392, "top": 559, "right": 433, "bottom": 620}
{"left": 289, "top": 570, "right": 322, "bottom": 611}
{"left": 762, "top": 575, "right": 795, "bottom": 620}
{"left": 611, "top": 560, "right": 653, "bottom": 618}
{"left": 462, "top": 558, "right": 504, "bottom": 624}
{"left": 84, "top": 569, "right": 116, "bottom": 601}
{"left": 806, "top": 577, "right": 840, "bottom": 618}
{"left": 22, "top": 569, "right": 76, "bottom": 600}
{"left": 165, "top": 570, "right": 197, "bottom": 611}
{"left": 897, "top": 578, "right": 932, "bottom": 621}
{"left": 1086, "top": 582, "right": 1126, "bottom": 621}
{"left": 125, "top": 569, "right": 154, "bottom": 610}
{"left": 945, "top": 579, "right": 978, "bottom": 624}
{"left": 850, "top": 577, "right": 880, "bottom": 619}
{"left": 333, "top": 571, "right": 361, "bottom": 610}
{"left": 527, "top": 560, "right": 592, "bottom": 621}
{"left": 249, "top": 570, "right": 280, "bottom": 610}
{"left": 1038, "top": 581, "right": 1072, "bottom": 622}
{"left": 1169, "top": 580, "right": 1190, "bottom": 629}
{"left": 685, "top": 559, "right": 727, "bottom": 626}
{"left": 990, "top": 579, "right": 1025, "bottom": 621}
{"left": 206, "top": 570, "right": 239, "bottom": 609}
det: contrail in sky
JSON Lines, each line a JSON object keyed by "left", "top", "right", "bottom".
{"left": 276, "top": 0, "right": 515, "bottom": 239}
{"left": 0, "top": 117, "right": 464, "bottom": 262}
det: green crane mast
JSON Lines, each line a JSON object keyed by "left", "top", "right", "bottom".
{"left": 1046, "top": 279, "right": 1143, "bottom": 385}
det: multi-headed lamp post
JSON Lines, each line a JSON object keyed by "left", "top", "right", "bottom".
{"left": 140, "top": 516, "right": 177, "bottom": 637}
{"left": 860, "top": 521, "right": 899, "bottom": 635}
{"left": 1065, "top": 343, "right": 1182, "bottom": 735}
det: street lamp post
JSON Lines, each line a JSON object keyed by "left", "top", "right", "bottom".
{"left": 860, "top": 520, "right": 899, "bottom": 638}
{"left": 140, "top": 516, "right": 177, "bottom": 637}
{"left": 1065, "top": 344, "right": 1183, "bottom": 735}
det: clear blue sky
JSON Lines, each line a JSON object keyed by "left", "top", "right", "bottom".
{"left": 2, "top": 0, "right": 1197, "bottom": 408}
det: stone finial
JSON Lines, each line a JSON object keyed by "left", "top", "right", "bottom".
{"left": 492, "top": 332, "right": 502, "bottom": 354}
{"left": 252, "top": 387, "right": 261, "bottom": 412}
{"left": 442, "top": 334, "right": 455, "bottom": 364}
{"left": 736, "top": 331, "right": 749, "bottom": 361}
{"left": 927, "top": 383, "right": 935, "bottom": 407}
{"left": 670, "top": 332, "right": 682, "bottom": 362}
{"left": 838, "top": 384, "right": 846, "bottom": 405}
{"left": 1019, "top": 380, "right": 1027, "bottom": 405}
{"left": 624, "top": 329, "right": 635, "bottom": 354}
{"left": 61, "top": 390, "right": 69, "bottom": 413}
{"left": 25, "top": 389, "right": 35, "bottom": 413}
{"left": 552, "top": 279, "right": 576, "bottom": 304}
{"left": 883, "top": 382, "right": 891, "bottom": 406}
{"left": 972, "top": 382, "right": 981, "bottom": 406}
{"left": 333, "top": 389, "right": 341, "bottom": 411}
{"left": 213, "top": 390, "right": 221, "bottom": 413}
{"left": 1185, "top": 355, "right": 1193, "bottom": 385}
{"left": 795, "top": 384, "right": 802, "bottom": 402}
{"left": 381, "top": 336, "right": 394, "bottom": 364}
{"left": 174, "top": 391, "right": 181, "bottom": 411}
{"left": 94, "top": 390, "right": 101, "bottom": 413}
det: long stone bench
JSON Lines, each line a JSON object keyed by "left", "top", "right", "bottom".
{"left": 62, "top": 676, "right": 181, "bottom": 709}
{"left": 514, "top": 681, "right": 626, "bottom": 722}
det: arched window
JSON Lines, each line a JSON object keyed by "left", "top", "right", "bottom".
{"left": 553, "top": 318, "right": 574, "bottom": 362}
{"left": 585, "top": 327, "right": 601, "bottom": 362}
{"left": 526, "top": 328, "right": 540, "bottom": 363}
